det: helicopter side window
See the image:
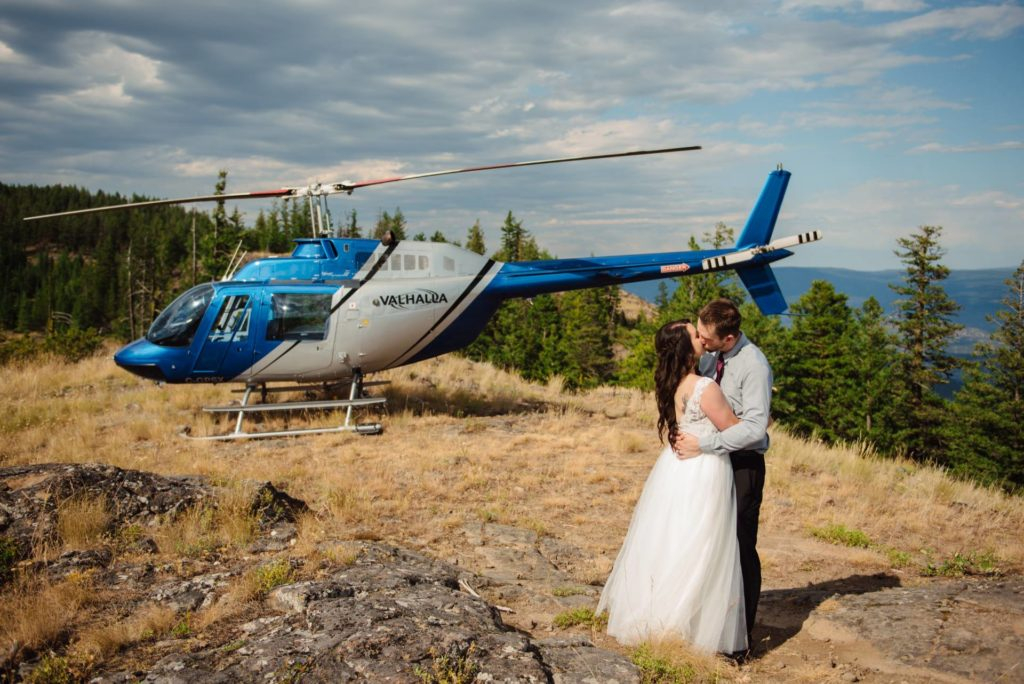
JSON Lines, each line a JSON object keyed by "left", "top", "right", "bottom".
{"left": 404, "top": 254, "right": 416, "bottom": 271}
{"left": 147, "top": 283, "right": 215, "bottom": 347}
{"left": 266, "top": 293, "right": 332, "bottom": 341}
{"left": 206, "top": 295, "right": 250, "bottom": 343}
{"left": 419, "top": 256, "right": 429, "bottom": 270}
{"left": 390, "top": 254, "right": 402, "bottom": 271}
{"left": 443, "top": 257, "right": 455, "bottom": 272}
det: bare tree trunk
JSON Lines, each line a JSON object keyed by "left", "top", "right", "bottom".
{"left": 127, "top": 240, "right": 135, "bottom": 340}
{"left": 192, "top": 212, "right": 197, "bottom": 286}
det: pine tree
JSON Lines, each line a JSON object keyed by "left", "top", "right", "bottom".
{"left": 772, "top": 281, "right": 859, "bottom": 443}
{"left": 851, "top": 296, "right": 899, "bottom": 448}
{"left": 465, "top": 221, "right": 486, "bottom": 255}
{"left": 499, "top": 211, "right": 527, "bottom": 262}
{"left": 340, "top": 209, "right": 362, "bottom": 238}
{"left": 200, "top": 170, "right": 243, "bottom": 281}
{"left": 889, "top": 225, "right": 962, "bottom": 462}
{"left": 373, "top": 208, "right": 407, "bottom": 241}
{"left": 945, "top": 260, "right": 1024, "bottom": 488}
{"left": 558, "top": 286, "right": 618, "bottom": 390}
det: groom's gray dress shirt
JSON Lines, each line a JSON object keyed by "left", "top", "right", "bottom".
{"left": 697, "top": 333, "right": 772, "bottom": 457}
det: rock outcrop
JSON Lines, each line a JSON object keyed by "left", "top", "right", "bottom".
{"left": 1, "top": 464, "right": 636, "bottom": 683}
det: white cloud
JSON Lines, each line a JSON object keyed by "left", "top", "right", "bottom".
{"left": 909, "top": 141, "right": 1024, "bottom": 153}
{"left": 950, "top": 190, "right": 1024, "bottom": 212}
{"left": 880, "top": 3, "right": 1024, "bottom": 40}
{"left": 781, "top": 0, "right": 927, "bottom": 12}
{"left": 790, "top": 177, "right": 1024, "bottom": 268}
{"left": 0, "top": 39, "right": 22, "bottom": 63}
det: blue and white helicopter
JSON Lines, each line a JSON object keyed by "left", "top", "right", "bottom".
{"left": 26, "top": 146, "right": 820, "bottom": 439}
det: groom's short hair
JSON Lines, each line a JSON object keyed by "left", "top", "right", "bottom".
{"left": 699, "top": 298, "right": 741, "bottom": 339}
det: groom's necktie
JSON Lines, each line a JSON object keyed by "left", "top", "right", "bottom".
{"left": 714, "top": 353, "right": 725, "bottom": 384}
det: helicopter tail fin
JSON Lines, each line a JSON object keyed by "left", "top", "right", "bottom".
{"left": 734, "top": 168, "right": 791, "bottom": 314}
{"left": 736, "top": 263, "right": 787, "bottom": 315}
{"left": 736, "top": 168, "right": 790, "bottom": 249}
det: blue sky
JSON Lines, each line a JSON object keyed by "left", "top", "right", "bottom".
{"left": 1, "top": 0, "right": 1022, "bottom": 271}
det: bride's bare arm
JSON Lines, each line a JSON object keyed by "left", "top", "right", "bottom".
{"left": 700, "top": 382, "right": 740, "bottom": 432}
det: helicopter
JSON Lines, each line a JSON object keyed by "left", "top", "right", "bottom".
{"left": 25, "top": 146, "right": 821, "bottom": 439}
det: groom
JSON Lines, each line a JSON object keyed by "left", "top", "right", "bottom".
{"left": 674, "top": 298, "right": 772, "bottom": 649}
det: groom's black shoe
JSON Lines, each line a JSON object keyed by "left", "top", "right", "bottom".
{"left": 723, "top": 648, "right": 750, "bottom": 665}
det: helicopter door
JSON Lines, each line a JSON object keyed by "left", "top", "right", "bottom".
{"left": 249, "top": 290, "right": 335, "bottom": 379}
{"left": 193, "top": 293, "right": 254, "bottom": 376}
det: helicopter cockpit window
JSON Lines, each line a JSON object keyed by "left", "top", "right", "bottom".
{"left": 206, "top": 295, "right": 250, "bottom": 343}
{"left": 147, "top": 283, "right": 215, "bottom": 347}
{"left": 292, "top": 242, "right": 327, "bottom": 259}
{"left": 266, "top": 293, "right": 332, "bottom": 341}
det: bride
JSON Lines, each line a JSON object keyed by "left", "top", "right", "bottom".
{"left": 597, "top": 320, "right": 747, "bottom": 654}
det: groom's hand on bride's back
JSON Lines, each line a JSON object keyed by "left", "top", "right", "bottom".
{"left": 673, "top": 432, "right": 701, "bottom": 459}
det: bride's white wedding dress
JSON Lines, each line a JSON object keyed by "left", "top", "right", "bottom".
{"left": 597, "top": 376, "right": 747, "bottom": 653}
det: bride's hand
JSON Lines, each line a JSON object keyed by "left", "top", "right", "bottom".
{"left": 673, "top": 432, "right": 701, "bottom": 460}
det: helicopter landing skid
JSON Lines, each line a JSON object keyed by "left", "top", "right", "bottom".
{"left": 190, "top": 378, "right": 386, "bottom": 440}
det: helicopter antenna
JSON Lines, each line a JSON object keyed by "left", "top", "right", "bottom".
{"left": 221, "top": 239, "right": 246, "bottom": 281}
{"left": 23, "top": 145, "right": 702, "bottom": 221}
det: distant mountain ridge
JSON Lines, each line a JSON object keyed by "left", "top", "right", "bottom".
{"left": 622, "top": 267, "right": 1016, "bottom": 334}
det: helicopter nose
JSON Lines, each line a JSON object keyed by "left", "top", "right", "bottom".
{"left": 113, "top": 339, "right": 169, "bottom": 382}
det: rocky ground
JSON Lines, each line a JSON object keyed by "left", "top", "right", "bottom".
{"left": 2, "top": 462, "right": 1022, "bottom": 683}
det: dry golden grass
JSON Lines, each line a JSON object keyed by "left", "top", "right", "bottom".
{"left": 764, "top": 429, "right": 1024, "bottom": 569}
{"left": 4, "top": 352, "right": 1023, "bottom": 574}
{"left": 3, "top": 350, "right": 1024, "bottom": 678}
{"left": 149, "top": 482, "right": 260, "bottom": 558}
{"left": 72, "top": 603, "right": 178, "bottom": 660}
{"left": 0, "top": 572, "right": 96, "bottom": 657}
{"left": 56, "top": 495, "right": 111, "bottom": 551}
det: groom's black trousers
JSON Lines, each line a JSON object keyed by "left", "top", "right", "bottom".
{"left": 731, "top": 449, "right": 766, "bottom": 639}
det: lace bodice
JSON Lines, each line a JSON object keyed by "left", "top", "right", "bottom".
{"left": 679, "top": 376, "right": 716, "bottom": 440}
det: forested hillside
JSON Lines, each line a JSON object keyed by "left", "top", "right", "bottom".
{"left": 2, "top": 182, "right": 1022, "bottom": 490}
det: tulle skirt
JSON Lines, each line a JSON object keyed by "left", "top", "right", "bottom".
{"left": 597, "top": 446, "right": 747, "bottom": 653}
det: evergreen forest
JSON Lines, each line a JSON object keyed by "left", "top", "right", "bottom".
{"left": 2, "top": 179, "right": 1021, "bottom": 491}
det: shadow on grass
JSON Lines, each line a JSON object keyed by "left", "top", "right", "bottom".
{"left": 750, "top": 572, "right": 902, "bottom": 660}
{"left": 381, "top": 383, "right": 554, "bottom": 418}
{"left": 203, "top": 382, "right": 558, "bottom": 436}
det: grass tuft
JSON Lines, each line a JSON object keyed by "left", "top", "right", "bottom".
{"left": 922, "top": 550, "right": 999, "bottom": 577}
{"left": 232, "top": 558, "right": 295, "bottom": 603}
{"left": 809, "top": 523, "right": 872, "bottom": 548}
{"left": 552, "top": 607, "right": 607, "bottom": 630}
{"left": 414, "top": 641, "right": 480, "bottom": 684}
{"left": 56, "top": 495, "right": 111, "bottom": 550}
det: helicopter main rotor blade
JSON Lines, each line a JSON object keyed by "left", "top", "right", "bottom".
{"left": 23, "top": 188, "right": 298, "bottom": 221}
{"left": 23, "top": 144, "right": 701, "bottom": 221}
{"left": 340, "top": 145, "right": 702, "bottom": 191}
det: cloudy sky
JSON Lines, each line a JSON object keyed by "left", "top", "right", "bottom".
{"left": 2, "top": 0, "right": 1022, "bottom": 271}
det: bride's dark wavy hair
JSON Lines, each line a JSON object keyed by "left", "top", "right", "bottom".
{"left": 654, "top": 320, "right": 698, "bottom": 444}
